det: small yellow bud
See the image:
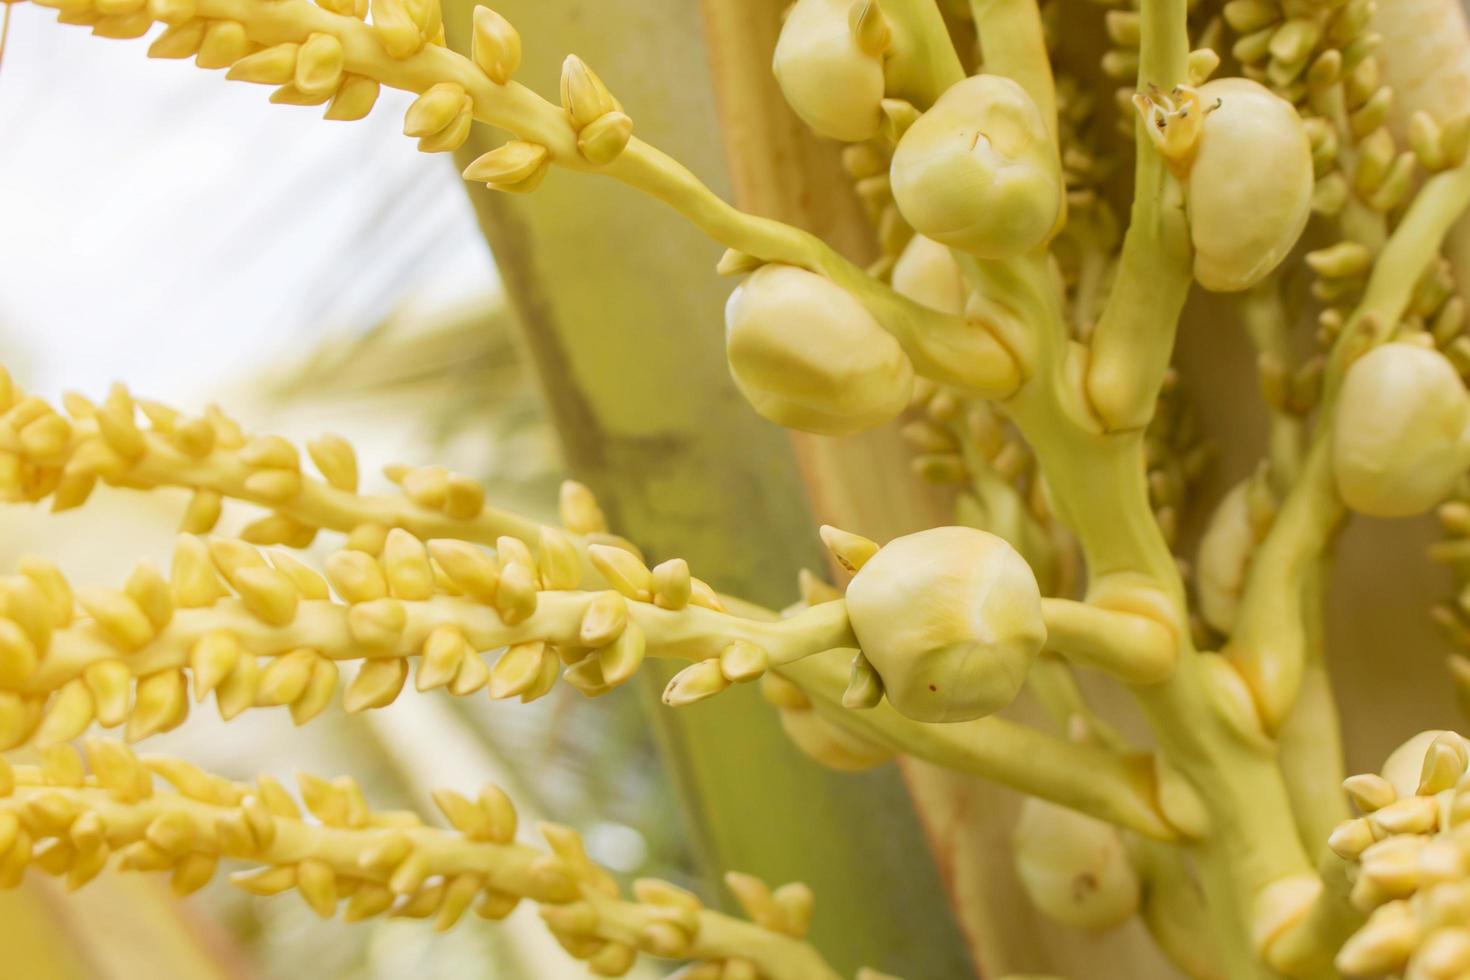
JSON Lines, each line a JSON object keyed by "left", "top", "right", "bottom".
{"left": 588, "top": 543, "right": 653, "bottom": 601}
{"left": 404, "top": 83, "right": 469, "bottom": 138}
{"left": 225, "top": 43, "right": 300, "bottom": 85}
{"left": 326, "top": 75, "right": 381, "bottom": 122}
{"left": 344, "top": 658, "right": 408, "bottom": 712}
{"left": 461, "top": 140, "right": 550, "bottom": 192}
{"left": 724, "top": 265, "right": 913, "bottom": 435}
{"left": 558, "top": 480, "right": 607, "bottom": 534}
{"left": 383, "top": 528, "right": 435, "bottom": 600}
{"left": 576, "top": 111, "right": 634, "bottom": 166}
{"left": 471, "top": 5, "right": 521, "bottom": 84}
{"left": 295, "top": 33, "right": 344, "bottom": 97}
{"left": 559, "top": 55, "right": 617, "bottom": 130}
{"left": 662, "top": 659, "right": 730, "bottom": 706}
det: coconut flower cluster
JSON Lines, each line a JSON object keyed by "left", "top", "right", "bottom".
{"left": 13, "top": 0, "right": 1470, "bottom": 976}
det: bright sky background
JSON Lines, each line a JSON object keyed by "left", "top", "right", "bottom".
{"left": 0, "top": 4, "right": 498, "bottom": 404}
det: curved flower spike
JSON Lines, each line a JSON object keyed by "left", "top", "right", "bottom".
{"left": 0, "top": 742, "right": 847, "bottom": 980}
{"left": 0, "top": 526, "right": 856, "bottom": 750}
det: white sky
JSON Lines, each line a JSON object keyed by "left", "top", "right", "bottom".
{"left": 0, "top": 5, "right": 499, "bottom": 404}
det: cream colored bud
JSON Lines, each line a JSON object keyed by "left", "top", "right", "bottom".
{"left": 1013, "top": 797, "right": 1139, "bottom": 931}
{"left": 1182, "top": 78, "right": 1312, "bottom": 291}
{"left": 724, "top": 265, "right": 912, "bottom": 436}
{"left": 778, "top": 706, "right": 892, "bottom": 771}
{"left": 890, "top": 235, "right": 966, "bottom": 315}
{"left": 1333, "top": 343, "right": 1470, "bottom": 517}
{"left": 1196, "top": 480, "right": 1255, "bottom": 633}
{"left": 889, "top": 75, "right": 1062, "bottom": 259}
{"left": 772, "top": 0, "right": 886, "bottom": 141}
{"left": 845, "top": 526, "right": 1044, "bottom": 722}
{"left": 1382, "top": 730, "right": 1465, "bottom": 799}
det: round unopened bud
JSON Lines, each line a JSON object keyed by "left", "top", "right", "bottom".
{"left": 890, "top": 235, "right": 967, "bottom": 315}
{"left": 1186, "top": 78, "right": 1312, "bottom": 292}
{"left": 772, "top": 0, "right": 885, "bottom": 142}
{"left": 778, "top": 706, "right": 893, "bottom": 771}
{"left": 1332, "top": 343, "right": 1470, "bottom": 518}
{"left": 845, "top": 526, "right": 1044, "bottom": 723}
{"left": 889, "top": 75, "right": 1062, "bottom": 259}
{"left": 1013, "top": 797, "right": 1140, "bottom": 931}
{"left": 724, "top": 264, "right": 913, "bottom": 435}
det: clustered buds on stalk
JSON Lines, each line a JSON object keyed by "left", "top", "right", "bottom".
{"left": 890, "top": 76, "right": 1063, "bottom": 260}
{"left": 1136, "top": 79, "right": 1312, "bottom": 292}
{"left": 723, "top": 264, "right": 914, "bottom": 435}
{"left": 772, "top": 0, "right": 889, "bottom": 142}
{"left": 843, "top": 526, "right": 1045, "bottom": 723}
{"left": 1013, "top": 797, "right": 1140, "bottom": 931}
{"left": 1332, "top": 342, "right": 1470, "bottom": 518}
{"left": 1326, "top": 730, "right": 1470, "bottom": 978}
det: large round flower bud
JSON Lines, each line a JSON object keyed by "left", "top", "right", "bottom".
{"left": 1332, "top": 342, "right": 1470, "bottom": 517}
{"left": 1186, "top": 78, "right": 1312, "bottom": 292}
{"left": 772, "top": 0, "right": 885, "bottom": 142}
{"left": 724, "top": 264, "right": 914, "bottom": 436}
{"left": 845, "top": 526, "right": 1045, "bottom": 723}
{"left": 1013, "top": 797, "right": 1141, "bottom": 931}
{"left": 889, "top": 75, "right": 1062, "bottom": 259}
{"left": 891, "top": 235, "right": 967, "bottom": 314}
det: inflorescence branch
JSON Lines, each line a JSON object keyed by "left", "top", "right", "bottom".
{"left": 0, "top": 740, "right": 844, "bottom": 980}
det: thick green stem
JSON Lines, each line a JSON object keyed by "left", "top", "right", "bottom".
{"left": 1082, "top": 0, "right": 1193, "bottom": 432}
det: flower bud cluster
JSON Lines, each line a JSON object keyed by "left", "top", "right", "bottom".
{"left": 0, "top": 739, "right": 843, "bottom": 979}
{"left": 1327, "top": 731, "right": 1470, "bottom": 978}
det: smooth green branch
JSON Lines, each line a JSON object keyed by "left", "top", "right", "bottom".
{"left": 1230, "top": 154, "right": 1470, "bottom": 729}
{"left": 1082, "top": 0, "right": 1193, "bottom": 432}
{"left": 1039, "top": 598, "right": 1176, "bottom": 684}
{"left": 778, "top": 649, "right": 1180, "bottom": 840}
{"left": 967, "top": 0, "right": 1057, "bottom": 146}
{"left": 879, "top": 0, "right": 966, "bottom": 106}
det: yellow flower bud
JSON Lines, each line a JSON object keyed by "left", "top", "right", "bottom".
{"left": 890, "top": 235, "right": 966, "bottom": 315}
{"left": 723, "top": 265, "right": 913, "bottom": 436}
{"left": 777, "top": 705, "right": 892, "bottom": 771}
{"left": 1332, "top": 343, "right": 1470, "bottom": 518}
{"left": 772, "top": 0, "right": 886, "bottom": 142}
{"left": 1381, "top": 730, "right": 1465, "bottom": 800}
{"left": 1013, "top": 797, "right": 1140, "bottom": 931}
{"left": 1179, "top": 78, "right": 1312, "bottom": 292}
{"left": 889, "top": 75, "right": 1062, "bottom": 259}
{"left": 845, "top": 526, "right": 1044, "bottom": 722}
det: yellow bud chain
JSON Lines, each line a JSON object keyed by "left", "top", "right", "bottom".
{"left": 0, "top": 378, "right": 554, "bottom": 556}
{"left": 0, "top": 529, "right": 855, "bottom": 750}
{"left": 0, "top": 742, "right": 844, "bottom": 980}
{"left": 27, "top": 0, "right": 1020, "bottom": 397}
